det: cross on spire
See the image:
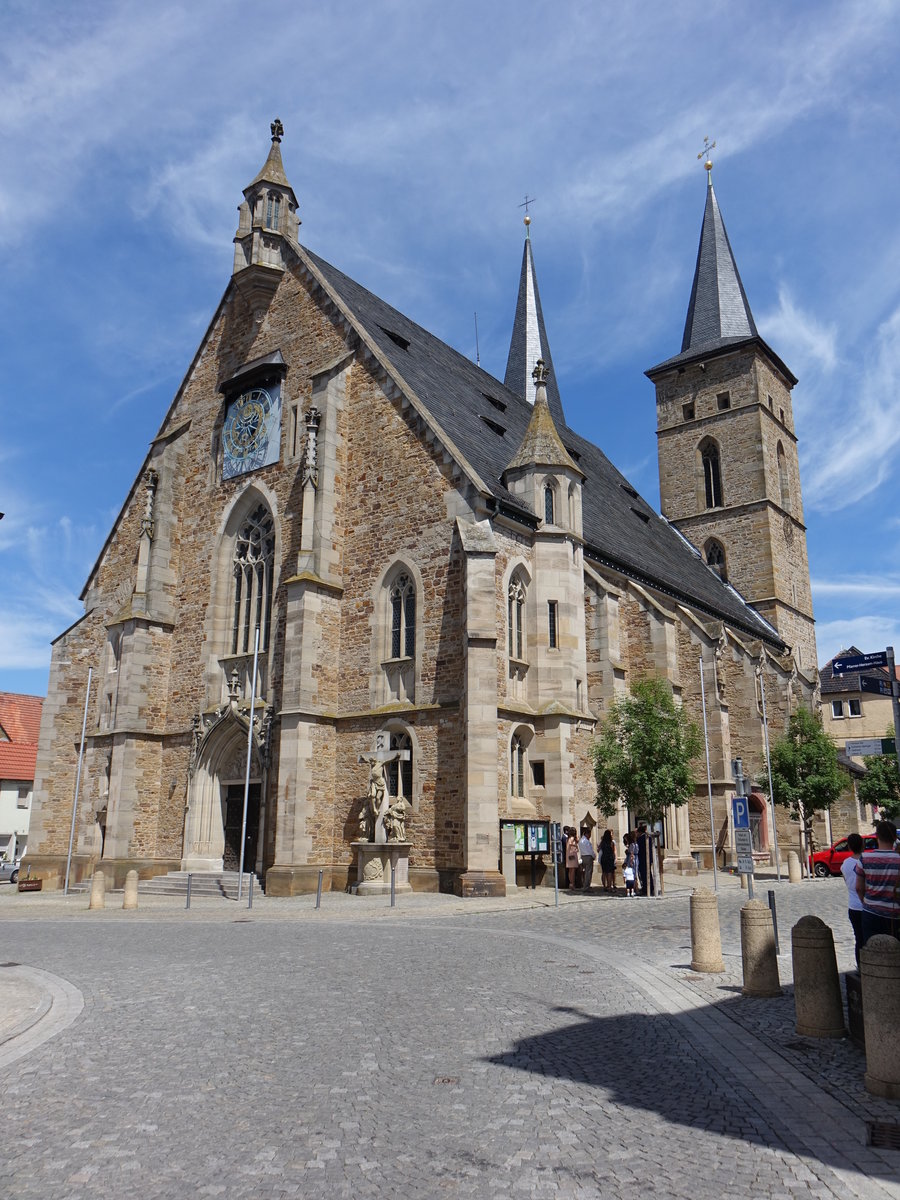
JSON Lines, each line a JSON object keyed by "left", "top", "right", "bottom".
{"left": 697, "top": 135, "right": 716, "bottom": 183}
{"left": 519, "top": 194, "right": 537, "bottom": 237}
{"left": 270, "top": 118, "right": 284, "bottom": 143}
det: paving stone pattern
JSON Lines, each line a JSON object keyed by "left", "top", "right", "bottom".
{"left": 0, "top": 876, "right": 898, "bottom": 1199}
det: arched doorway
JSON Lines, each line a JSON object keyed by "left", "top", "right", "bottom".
{"left": 184, "top": 710, "right": 264, "bottom": 873}
{"left": 748, "top": 792, "right": 767, "bottom": 852}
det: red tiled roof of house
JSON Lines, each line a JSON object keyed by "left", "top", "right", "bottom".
{"left": 0, "top": 693, "right": 43, "bottom": 783}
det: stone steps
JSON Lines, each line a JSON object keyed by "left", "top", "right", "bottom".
{"left": 69, "top": 870, "right": 264, "bottom": 900}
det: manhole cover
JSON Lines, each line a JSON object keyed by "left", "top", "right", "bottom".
{"left": 867, "top": 1121, "right": 900, "bottom": 1150}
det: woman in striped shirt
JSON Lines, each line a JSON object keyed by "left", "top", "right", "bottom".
{"left": 855, "top": 820, "right": 900, "bottom": 945}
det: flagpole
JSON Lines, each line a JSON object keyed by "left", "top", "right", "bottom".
{"left": 64, "top": 667, "right": 92, "bottom": 897}
{"left": 699, "top": 656, "right": 718, "bottom": 892}
{"left": 237, "top": 626, "right": 260, "bottom": 901}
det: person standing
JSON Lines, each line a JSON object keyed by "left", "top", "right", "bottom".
{"left": 599, "top": 829, "right": 616, "bottom": 893}
{"left": 840, "top": 832, "right": 865, "bottom": 966}
{"left": 565, "top": 827, "right": 579, "bottom": 890}
{"left": 855, "top": 820, "right": 900, "bottom": 945}
{"left": 579, "top": 828, "right": 595, "bottom": 893}
{"left": 636, "top": 823, "right": 655, "bottom": 897}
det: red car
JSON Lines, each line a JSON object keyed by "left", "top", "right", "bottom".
{"left": 811, "top": 834, "right": 877, "bottom": 877}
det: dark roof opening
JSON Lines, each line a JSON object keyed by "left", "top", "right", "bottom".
{"left": 564, "top": 446, "right": 581, "bottom": 462}
{"left": 379, "top": 326, "right": 410, "bottom": 351}
{"left": 482, "top": 393, "right": 507, "bottom": 412}
{"left": 620, "top": 483, "right": 639, "bottom": 499}
{"left": 480, "top": 415, "right": 506, "bottom": 437}
{"left": 631, "top": 507, "right": 651, "bottom": 524}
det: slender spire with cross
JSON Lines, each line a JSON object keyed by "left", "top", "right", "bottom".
{"left": 518, "top": 193, "right": 537, "bottom": 238}
{"left": 697, "top": 135, "right": 716, "bottom": 185}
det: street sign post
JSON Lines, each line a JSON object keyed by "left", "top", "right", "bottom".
{"left": 732, "top": 796, "right": 750, "bottom": 830}
{"left": 859, "top": 676, "right": 892, "bottom": 697}
{"left": 846, "top": 737, "right": 897, "bottom": 757}
{"left": 732, "top": 799, "right": 754, "bottom": 895}
{"left": 832, "top": 651, "right": 889, "bottom": 674}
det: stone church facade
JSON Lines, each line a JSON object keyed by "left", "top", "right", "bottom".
{"left": 26, "top": 128, "right": 818, "bottom": 895}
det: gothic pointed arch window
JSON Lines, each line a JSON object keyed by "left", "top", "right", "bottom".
{"left": 510, "top": 734, "right": 526, "bottom": 798}
{"left": 390, "top": 572, "right": 416, "bottom": 660}
{"left": 232, "top": 503, "right": 275, "bottom": 653}
{"left": 386, "top": 730, "right": 413, "bottom": 801}
{"left": 508, "top": 573, "right": 527, "bottom": 661}
{"left": 705, "top": 539, "right": 727, "bottom": 581}
{"left": 699, "top": 438, "right": 723, "bottom": 509}
{"left": 544, "top": 484, "right": 555, "bottom": 525}
{"left": 777, "top": 442, "right": 791, "bottom": 513}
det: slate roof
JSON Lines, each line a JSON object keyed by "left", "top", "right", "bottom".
{"left": 646, "top": 181, "right": 796, "bottom": 384}
{"left": 503, "top": 238, "right": 566, "bottom": 427}
{"left": 299, "top": 245, "right": 785, "bottom": 648}
{"left": 820, "top": 648, "right": 899, "bottom": 696}
{"left": 0, "top": 693, "right": 42, "bottom": 783}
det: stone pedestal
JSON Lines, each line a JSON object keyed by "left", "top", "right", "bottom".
{"left": 352, "top": 842, "right": 412, "bottom": 896}
{"left": 123, "top": 869, "right": 139, "bottom": 911}
{"left": 791, "top": 915, "right": 844, "bottom": 1037}
{"left": 740, "top": 899, "right": 781, "bottom": 996}
{"left": 690, "top": 887, "right": 725, "bottom": 972}
{"left": 89, "top": 869, "right": 106, "bottom": 910}
{"left": 787, "top": 851, "right": 802, "bottom": 884}
{"left": 860, "top": 935, "right": 900, "bottom": 1099}
{"left": 500, "top": 827, "right": 517, "bottom": 892}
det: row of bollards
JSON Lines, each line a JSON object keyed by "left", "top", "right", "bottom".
{"left": 690, "top": 888, "right": 900, "bottom": 1098}
{"left": 88, "top": 868, "right": 139, "bottom": 910}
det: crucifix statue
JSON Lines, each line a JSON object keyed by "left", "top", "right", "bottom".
{"left": 358, "top": 731, "right": 411, "bottom": 843}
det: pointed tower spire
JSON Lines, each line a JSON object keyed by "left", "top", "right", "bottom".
{"left": 504, "top": 216, "right": 566, "bottom": 428}
{"left": 680, "top": 174, "right": 758, "bottom": 356}
{"left": 233, "top": 120, "right": 301, "bottom": 296}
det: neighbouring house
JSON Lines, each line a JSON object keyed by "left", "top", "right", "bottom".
{"left": 0, "top": 692, "right": 43, "bottom": 862}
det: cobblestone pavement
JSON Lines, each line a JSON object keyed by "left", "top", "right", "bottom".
{"left": 1, "top": 873, "right": 898, "bottom": 1199}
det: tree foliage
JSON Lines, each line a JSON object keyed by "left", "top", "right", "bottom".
{"left": 858, "top": 732, "right": 900, "bottom": 820}
{"left": 767, "top": 706, "right": 845, "bottom": 829}
{"left": 592, "top": 677, "right": 702, "bottom": 822}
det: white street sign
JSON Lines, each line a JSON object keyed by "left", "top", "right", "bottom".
{"left": 846, "top": 738, "right": 885, "bottom": 757}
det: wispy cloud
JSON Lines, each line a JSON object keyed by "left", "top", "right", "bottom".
{"left": 817, "top": 615, "right": 900, "bottom": 668}
{"left": 813, "top": 575, "right": 900, "bottom": 599}
{"left": 758, "top": 287, "right": 839, "bottom": 377}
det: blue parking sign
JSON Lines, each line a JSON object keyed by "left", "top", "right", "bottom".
{"left": 732, "top": 797, "right": 750, "bottom": 829}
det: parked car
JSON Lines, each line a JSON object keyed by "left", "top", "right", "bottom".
{"left": 0, "top": 858, "right": 20, "bottom": 885}
{"left": 811, "top": 834, "right": 877, "bottom": 877}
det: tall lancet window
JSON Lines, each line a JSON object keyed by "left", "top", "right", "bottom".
{"left": 777, "top": 442, "right": 791, "bottom": 513}
{"left": 390, "top": 574, "right": 416, "bottom": 659}
{"left": 508, "top": 575, "right": 526, "bottom": 661}
{"left": 544, "top": 484, "right": 555, "bottom": 525}
{"left": 232, "top": 504, "right": 275, "bottom": 654}
{"left": 265, "top": 193, "right": 281, "bottom": 229}
{"left": 700, "top": 439, "right": 723, "bottom": 509}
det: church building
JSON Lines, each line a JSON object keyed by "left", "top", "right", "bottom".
{"left": 26, "top": 125, "right": 818, "bottom": 895}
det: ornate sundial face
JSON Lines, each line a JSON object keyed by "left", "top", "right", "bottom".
{"left": 222, "top": 383, "right": 281, "bottom": 480}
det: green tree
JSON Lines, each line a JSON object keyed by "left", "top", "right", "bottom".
{"left": 857, "top": 730, "right": 900, "bottom": 821}
{"left": 767, "top": 706, "right": 845, "bottom": 852}
{"left": 592, "top": 677, "right": 702, "bottom": 822}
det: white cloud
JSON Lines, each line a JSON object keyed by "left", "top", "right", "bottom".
{"left": 757, "top": 287, "right": 838, "bottom": 377}
{"left": 813, "top": 575, "right": 900, "bottom": 599}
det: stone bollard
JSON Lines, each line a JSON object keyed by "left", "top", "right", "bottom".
{"left": 690, "top": 887, "right": 725, "bottom": 972}
{"left": 860, "top": 935, "right": 900, "bottom": 1099}
{"left": 788, "top": 851, "right": 802, "bottom": 884}
{"left": 88, "top": 869, "right": 106, "bottom": 910}
{"left": 791, "top": 916, "right": 845, "bottom": 1037}
{"left": 122, "top": 869, "right": 139, "bottom": 911}
{"left": 740, "top": 899, "right": 781, "bottom": 996}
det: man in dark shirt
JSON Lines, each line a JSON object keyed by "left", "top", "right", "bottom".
{"left": 856, "top": 819, "right": 900, "bottom": 945}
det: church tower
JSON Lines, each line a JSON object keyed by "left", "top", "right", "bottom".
{"left": 646, "top": 163, "right": 817, "bottom": 671}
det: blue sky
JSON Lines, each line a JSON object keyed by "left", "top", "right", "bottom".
{"left": 3, "top": 0, "right": 900, "bottom": 697}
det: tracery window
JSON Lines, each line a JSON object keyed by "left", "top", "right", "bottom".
{"left": 390, "top": 573, "right": 416, "bottom": 659}
{"left": 508, "top": 576, "right": 526, "bottom": 661}
{"left": 510, "top": 734, "right": 525, "bottom": 798}
{"left": 386, "top": 730, "right": 413, "bottom": 800}
{"left": 266, "top": 193, "right": 281, "bottom": 229}
{"left": 544, "top": 484, "right": 555, "bottom": 525}
{"left": 705, "top": 539, "right": 727, "bottom": 581}
{"left": 232, "top": 503, "right": 275, "bottom": 654}
{"left": 700, "top": 439, "right": 723, "bottom": 509}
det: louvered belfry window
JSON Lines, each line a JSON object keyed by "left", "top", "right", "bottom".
{"left": 232, "top": 504, "right": 275, "bottom": 654}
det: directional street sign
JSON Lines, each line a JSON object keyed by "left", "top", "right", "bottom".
{"left": 832, "top": 651, "right": 889, "bottom": 674}
{"left": 846, "top": 737, "right": 897, "bottom": 757}
{"left": 860, "top": 676, "right": 893, "bottom": 697}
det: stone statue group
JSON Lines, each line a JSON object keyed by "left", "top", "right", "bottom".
{"left": 358, "top": 755, "right": 410, "bottom": 843}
